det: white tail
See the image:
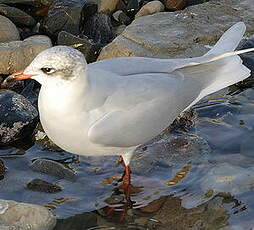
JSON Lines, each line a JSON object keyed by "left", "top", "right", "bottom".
{"left": 179, "top": 22, "right": 254, "bottom": 111}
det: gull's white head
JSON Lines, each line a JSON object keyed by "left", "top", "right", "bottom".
{"left": 9, "top": 46, "right": 87, "bottom": 85}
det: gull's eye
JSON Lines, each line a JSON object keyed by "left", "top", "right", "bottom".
{"left": 41, "top": 67, "right": 56, "bottom": 74}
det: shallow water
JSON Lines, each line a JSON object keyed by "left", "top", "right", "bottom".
{"left": 1, "top": 86, "right": 254, "bottom": 230}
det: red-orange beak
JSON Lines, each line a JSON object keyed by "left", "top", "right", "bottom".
{"left": 9, "top": 70, "right": 35, "bottom": 80}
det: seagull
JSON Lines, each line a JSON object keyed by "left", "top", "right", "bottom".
{"left": 5, "top": 22, "right": 254, "bottom": 198}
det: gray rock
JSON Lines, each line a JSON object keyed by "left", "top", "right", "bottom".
{"left": 57, "top": 31, "right": 101, "bottom": 63}
{"left": 135, "top": 0, "right": 164, "bottom": 19}
{"left": 0, "top": 4, "right": 36, "bottom": 27}
{"left": 98, "top": 0, "right": 254, "bottom": 60}
{"left": 0, "top": 35, "right": 52, "bottom": 74}
{"left": 0, "top": 90, "right": 38, "bottom": 145}
{"left": 0, "top": 15, "right": 19, "bottom": 43}
{"left": 30, "top": 158, "right": 77, "bottom": 181}
{"left": 0, "top": 199, "right": 56, "bottom": 230}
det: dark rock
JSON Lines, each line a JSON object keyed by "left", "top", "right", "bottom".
{"left": 33, "top": 123, "right": 63, "bottom": 151}
{"left": 27, "top": 178, "right": 62, "bottom": 193}
{"left": 0, "top": 0, "right": 53, "bottom": 6}
{"left": 126, "top": 0, "right": 139, "bottom": 17}
{"left": 54, "top": 212, "right": 97, "bottom": 230}
{"left": 0, "top": 158, "right": 6, "bottom": 179}
{"left": 0, "top": 4, "right": 36, "bottom": 27}
{"left": 82, "top": 13, "right": 114, "bottom": 45}
{"left": 240, "top": 37, "right": 254, "bottom": 50}
{"left": 162, "top": 0, "right": 187, "bottom": 10}
{"left": 238, "top": 36, "right": 254, "bottom": 86}
{"left": 57, "top": 31, "right": 101, "bottom": 63}
{"left": 30, "top": 158, "right": 77, "bottom": 180}
{"left": 186, "top": 0, "right": 210, "bottom": 7}
{"left": 0, "top": 90, "right": 38, "bottom": 146}
{"left": 113, "top": 10, "right": 132, "bottom": 25}
{"left": 40, "top": 0, "right": 98, "bottom": 39}
{"left": 240, "top": 54, "right": 254, "bottom": 79}
{"left": 19, "top": 27, "right": 38, "bottom": 39}
{"left": 0, "top": 77, "right": 24, "bottom": 93}
{"left": 20, "top": 80, "right": 40, "bottom": 105}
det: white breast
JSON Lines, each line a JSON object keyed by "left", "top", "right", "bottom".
{"left": 38, "top": 80, "right": 134, "bottom": 156}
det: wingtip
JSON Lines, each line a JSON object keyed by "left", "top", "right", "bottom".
{"left": 233, "top": 21, "right": 246, "bottom": 32}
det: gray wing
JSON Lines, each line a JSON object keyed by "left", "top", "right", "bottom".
{"left": 87, "top": 71, "right": 199, "bottom": 148}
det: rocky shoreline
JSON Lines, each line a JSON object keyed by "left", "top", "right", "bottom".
{"left": 0, "top": 0, "right": 253, "bottom": 229}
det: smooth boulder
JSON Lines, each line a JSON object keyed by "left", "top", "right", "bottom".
{"left": 0, "top": 35, "right": 52, "bottom": 74}
{"left": 98, "top": 0, "right": 254, "bottom": 60}
{"left": 0, "top": 199, "right": 56, "bottom": 230}
{"left": 0, "top": 15, "right": 19, "bottom": 43}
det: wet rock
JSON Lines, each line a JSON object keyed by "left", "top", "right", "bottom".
{"left": 139, "top": 196, "right": 167, "bottom": 213}
{"left": 98, "top": 0, "right": 254, "bottom": 60}
{"left": 27, "top": 178, "right": 62, "bottom": 193}
{"left": 0, "top": 15, "right": 20, "bottom": 43}
{"left": 30, "top": 158, "right": 77, "bottom": 181}
{"left": 200, "top": 163, "right": 254, "bottom": 195}
{"left": 98, "top": 0, "right": 120, "bottom": 13}
{"left": 0, "top": 4, "right": 36, "bottom": 27}
{"left": 0, "top": 199, "right": 56, "bottom": 230}
{"left": 54, "top": 212, "right": 97, "bottom": 230}
{"left": 33, "top": 123, "right": 63, "bottom": 151}
{"left": 131, "top": 133, "right": 210, "bottom": 174}
{"left": 57, "top": 31, "right": 101, "bottom": 63}
{"left": 162, "top": 0, "right": 187, "bottom": 10}
{"left": 82, "top": 13, "right": 114, "bottom": 45}
{"left": 104, "top": 194, "right": 124, "bottom": 205}
{"left": 135, "top": 0, "right": 164, "bottom": 19}
{"left": 151, "top": 196, "right": 229, "bottom": 229}
{"left": 40, "top": 0, "right": 98, "bottom": 39}
{"left": 113, "top": 10, "right": 132, "bottom": 25}
{"left": 0, "top": 35, "right": 52, "bottom": 74}
{"left": 0, "top": 90, "right": 38, "bottom": 146}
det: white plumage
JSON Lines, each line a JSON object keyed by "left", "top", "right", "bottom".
{"left": 13, "top": 22, "right": 254, "bottom": 165}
